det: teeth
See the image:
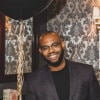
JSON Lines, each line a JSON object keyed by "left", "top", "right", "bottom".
{"left": 50, "top": 55, "right": 56, "bottom": 58}
{"left": 49, "top": 54, "right": 57, "bottom": 59}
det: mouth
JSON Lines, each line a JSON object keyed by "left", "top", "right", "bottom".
{"left": 48, "top": 53, "right": 59, "bottom": 62}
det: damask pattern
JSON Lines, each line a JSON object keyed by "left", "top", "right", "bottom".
{"left": 47, "top": 0, "right": 100, "bottom": 81}
{"left": 5, "top": 17, "right": 33, "bottom": 75}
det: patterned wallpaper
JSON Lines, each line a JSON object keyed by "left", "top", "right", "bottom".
{"left": 3, "top": 0, "right": 100, "bottom": 81}
{"left": 5, "top": 17, "right": 33, "bottom": 75}
{"left": 47, "top": 0, "right": 100, "bottom": 81}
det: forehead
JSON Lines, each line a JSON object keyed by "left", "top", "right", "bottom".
{"left": 39, "top": 33, "right": 60, "bottom": 46}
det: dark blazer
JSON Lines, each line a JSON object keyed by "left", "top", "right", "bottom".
{"left": 23, "top": 60, "right": 100, "bottom": 100}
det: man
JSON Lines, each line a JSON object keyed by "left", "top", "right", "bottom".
{"left": 24, "top": 31, "right": 100, "bottom": 100}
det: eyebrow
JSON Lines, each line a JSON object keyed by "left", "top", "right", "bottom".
{"left": 40, "top": 41, "right": 61, "bottom": 48}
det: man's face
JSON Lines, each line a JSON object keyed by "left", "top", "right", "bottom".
{"left": 39, "top": 33, "right": 65, "bottom": 67}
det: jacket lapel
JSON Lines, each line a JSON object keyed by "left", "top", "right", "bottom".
{"left": 68, "top": 60, "right": 78, "bottom": 100}
{"left": 45, "top": 67, "right": 60, "bottom": 100}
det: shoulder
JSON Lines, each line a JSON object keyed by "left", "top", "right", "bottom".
{"left": 25, "top": 65, "right": 49, "bottom": 81}
{"left": 67, "top": 59, "right": 93, "bottom": 70}
{"left": 66, "top": 59, "right": 99, "bottom": 84}
{"left": 66, "top": 59, "right": 95, "bottom": 76}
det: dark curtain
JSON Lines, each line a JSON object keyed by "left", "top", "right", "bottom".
{"left": 32, "top": 10, "right": 47, "bottom": 70}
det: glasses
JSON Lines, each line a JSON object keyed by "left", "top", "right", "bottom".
{"left": 40, "top": 42, "right": 61, "bottom": 52}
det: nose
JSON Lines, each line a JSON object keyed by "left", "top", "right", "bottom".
{"left": 48, "top": 46, "right": 54, "bottom": 53}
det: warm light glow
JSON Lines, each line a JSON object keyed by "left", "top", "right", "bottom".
{"left": 93, "top": 7, "right": 100, "bottom": 19}
{"left": 92, "top": 0, "right": 100, "bottom": 25}
{"left": 93, "top": 6, "right": 100, "bottom": 24}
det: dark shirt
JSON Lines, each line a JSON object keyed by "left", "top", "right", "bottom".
{"left": 51, "top": 65, "right": 70, "bottom": 100}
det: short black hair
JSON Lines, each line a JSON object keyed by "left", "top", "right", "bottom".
{"left": 38, "top": 31, "right": 64, "bottom": 48}
{"left": 39, "top": 31, "right": 64, "bottom": 40}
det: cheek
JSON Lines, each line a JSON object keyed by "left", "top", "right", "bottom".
{"left": 41, "top": 51, "right": 48, "bottom": 57}
{"left": 56, "top": 48, "right": 62, "bottom": 53}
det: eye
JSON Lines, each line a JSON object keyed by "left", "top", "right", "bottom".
{"left": 41, "top": 46, "right": 49, "bottom": 51}
{"left": 52, "top": 42, "right": 60, "bottom": 48}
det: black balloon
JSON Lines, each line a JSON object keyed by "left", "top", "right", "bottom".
{"left": 0, "top": 0, "right": 53, "bottom": 20}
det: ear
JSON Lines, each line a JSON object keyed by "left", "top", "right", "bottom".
{"left": 61, "top": 41, "right": 65, "bottom": 49}
{"left": 39, "top": 48, "right": 42, "bottom": 54}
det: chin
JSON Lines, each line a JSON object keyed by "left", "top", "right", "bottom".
{"left": 50, "top": 59, "right": 59, "bottom": 63}
{"left": 48, "top": 59, "right": 62, "bottom": 67}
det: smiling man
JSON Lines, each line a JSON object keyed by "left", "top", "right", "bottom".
{"left": 24, "top": 31, "right": 100, "bottom": 100}
{"left": 39, "top": 32, "right": 65, "bottom": 71}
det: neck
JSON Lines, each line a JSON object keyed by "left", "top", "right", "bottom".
{"left": 49, "top": 58, "right": 66, "bottom": 72}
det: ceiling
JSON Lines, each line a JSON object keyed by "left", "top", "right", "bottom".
{"left": 0, "top": 0, "right": 53, "bottom": 20}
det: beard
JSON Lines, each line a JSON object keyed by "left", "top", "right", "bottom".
{"left": 42, "top": 49, "right": 64, "bottom": 67}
